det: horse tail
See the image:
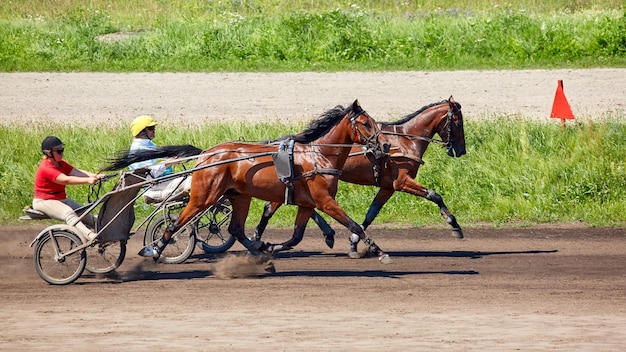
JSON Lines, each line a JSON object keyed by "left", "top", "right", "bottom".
{"left": 101, "top": 144, "right": 203, "bottom": 171}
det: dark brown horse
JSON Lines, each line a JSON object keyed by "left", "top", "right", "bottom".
{"left": 103, "top": 100, "right": 393, "bottom": 262}
{"left": 253, "top": 96, "right": 466, "bottom": 258}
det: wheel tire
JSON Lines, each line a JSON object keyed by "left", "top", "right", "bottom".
{"left": 34, "top": 230, "right": 86, "bottom": 285}
{"left": 195, "top": 204, "right": 236, "bottom": 254}
{"left": 85, "top": 240, "right": 126, "bottom": 274}
{"left": 145, "top": 215, "right": 195, "bottom": 264}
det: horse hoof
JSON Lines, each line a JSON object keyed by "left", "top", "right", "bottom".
{"left": 348, "top": 251, "right": 361, "bottom": 259}
{"left": 269, "top": 244, "right": 292, "bottom": 253}
{"left": 324, "top": 234, "right": 335, "bottom": 249}
{"left": 138, "top": 245, "right": 160, "bottom": 259}
{"left": 264, "top": 261, "right": 276, "bottom": 274}
{"left": 250, "top": 240, "right": 267, "bottom": 252}
{"left": 367, "top": 244, "right": 383, "bottom": 258}
{"left": 452, "top": 228, "right": 464, "bottom": 239}
{"left": 378, "top": 254, "right": 393, "bottom": 264}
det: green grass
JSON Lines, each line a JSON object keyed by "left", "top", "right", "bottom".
{"left": 0, "top": 1, "right": 624, "bottom": 71}
{"left": 3, "top": 116, "right": 625, "bottom": 228}
{"left": 1, "top": 1, "right": 622, "bottom": 21}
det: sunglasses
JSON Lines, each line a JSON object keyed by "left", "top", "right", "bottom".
{"left": 146, "top": 126, "right": 156, "bottom": 131}
{"left": 52, "top": 149, "right": 64, "bottom": 154}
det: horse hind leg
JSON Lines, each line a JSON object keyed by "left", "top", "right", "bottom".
{"left": 256, "top": 203, "right": 335, "bottom": 249}
{"left": 138, "top": 204, "right": 201, "bottom": 260}
{"left": 227, "top": 195, "right": 264, "bottom": 254}
{"left": 261, "top": 206, "right": 313, "bottom": 253}
{"left": 425, "top": 189, "right": 464, "bottom": 239}
{"left": 252, "top": 201, "right": 282, "bottom": 242}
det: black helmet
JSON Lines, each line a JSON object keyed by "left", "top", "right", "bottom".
{"left": 41, "top": 136, "right": 64, "bottom": 153}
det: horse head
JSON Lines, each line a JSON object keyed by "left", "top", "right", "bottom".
{"left": 347, "top": 99, "right": 380, "bottom": 151}
{"left": 440, "top": 96, "right": 466, "bottom": 158}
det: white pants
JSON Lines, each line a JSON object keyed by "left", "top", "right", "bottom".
{"left": 32, "top": 198, "right": 96, "bottom": 237}
{"left": 143, "top": 176, "right": 192, "bottom": 203}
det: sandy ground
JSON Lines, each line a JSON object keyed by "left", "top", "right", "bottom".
{"left": 1, "top": 70, "right": 625, "bottom": 351}
{"left": 1, "top": 69, "right": 625, "bottom": 127}
{"left": 1, "top": 224, "right": 625, "bottom": 351}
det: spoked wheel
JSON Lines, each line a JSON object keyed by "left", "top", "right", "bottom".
{"left": 145, "top": 215, "right": 195, "bottom": 264}
{"left": 195, "top": 203, "right": 235, "bottom": 254}
{"left": 85, "top": 240, "right": 126, "bottom": 274}
{"left": 34, "top": 229, "right": 86, "bottom": 285}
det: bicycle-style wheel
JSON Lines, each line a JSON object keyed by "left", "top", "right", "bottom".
{"left": 85, "top": 240, "right": 126, "bottom": 274}
{"left": 195, "top": 203, "right": 235, "bottom": 253}
{"left": 144, "top": 215, "right": 195, "bottom": 264}
{"left": 34, "top": 229, "right": 86, "bottom": 285}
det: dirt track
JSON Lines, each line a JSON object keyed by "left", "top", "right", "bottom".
{"left": 1, "top": 224, "right": 625, "bottom": 351}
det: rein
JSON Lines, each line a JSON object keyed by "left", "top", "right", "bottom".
{"left": 157, "top": 142, "right": 371, "bottom": 169}
{"left": 145, "top": 108, "right": 383, "bottom": 183}
{"left": 380, "top": 130, "right": 445, "bottom": 146}
{"left": 380, "top": 107, "right": 456, "bottom": 148}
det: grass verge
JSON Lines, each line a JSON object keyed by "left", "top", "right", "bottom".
{"left": 3, "top": 116, "right": 625, "bottom": 228}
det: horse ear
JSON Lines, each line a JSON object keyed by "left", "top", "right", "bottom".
{"left": 352, "top": 99, "right": 361, "bottom": 108}
{"left": 448, "top": 96, "right": 457, "bottom": 109}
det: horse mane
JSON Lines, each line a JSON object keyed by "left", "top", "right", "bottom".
{"left": 380, "top": 100, "right": 460, "bottom": 127}
{"left": 264, "top": 104, "right": 356, "bottom": 144}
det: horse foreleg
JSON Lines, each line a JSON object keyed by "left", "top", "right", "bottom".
{"left": 348, "top": 189, "right": 394, "bottom": 254}
{"left": 424, "top": 189, "right": 463, "bottom": 238}
{"left": 399, "top": 177, "right": 464, "bottom": 239}
{"left": 361, "top": 189, "right": 394, "bottom": 230}
{"left": 317, "top": 200, "right": 391, "bottom": 263}
{"left": 252, "top": 201, "right": 282, "bottom": 242}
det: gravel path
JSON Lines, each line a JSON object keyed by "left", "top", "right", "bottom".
{"left": 1, "top": 69, "right": 624, "bottom": 126}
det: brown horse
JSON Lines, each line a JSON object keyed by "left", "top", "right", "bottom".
{"left": 253, "top": 96, "right": 466, "bottom": 257}
{"left": 103, "top": 100, "right": 393, "bottom": 262}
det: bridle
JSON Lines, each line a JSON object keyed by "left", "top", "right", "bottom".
{"left": 380, "top": 104, "right": 461, "bottom": 152}
{"left": 349, "top": 108, "right": 382, "bottom": 154}
{"left": 442, "top": 108, "right": 456, "bottom": 153}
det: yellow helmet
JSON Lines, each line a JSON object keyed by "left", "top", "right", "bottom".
{"left": 130, "top": 115, "right": 158, "bottom": 137}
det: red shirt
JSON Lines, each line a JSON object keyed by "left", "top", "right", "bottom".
{"left": 34, "top": 158, "right": 74, "bottom": 200}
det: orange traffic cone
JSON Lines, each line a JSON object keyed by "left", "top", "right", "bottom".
{"left": 550, "top": 80, "right": 574, "bottom": 128}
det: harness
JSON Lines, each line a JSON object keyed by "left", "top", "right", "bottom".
{"left": 357, "top": 107, "right": 456, "bottom": 185}
{"left": 272, "top": 139, "right": 344, "bottom": 205}
{"left": 272, "top": 108, "right": 380, "bottom": 204}
{"left": 272, "top": 139, "right": 296, "bottom": 204}
{"left": 363, "top": 142, "right": 390, "bottom": 187}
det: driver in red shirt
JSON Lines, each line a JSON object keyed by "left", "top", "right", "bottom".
{"left": 33, "top": 136, "right": 102, "bottom": 242}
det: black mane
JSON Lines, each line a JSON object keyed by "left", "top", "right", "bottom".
{"left": 265, "top": 103, "right": 358, "bottom": 144}
{"left": 380, "top": 100, "right": 460, "bottom": 127}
